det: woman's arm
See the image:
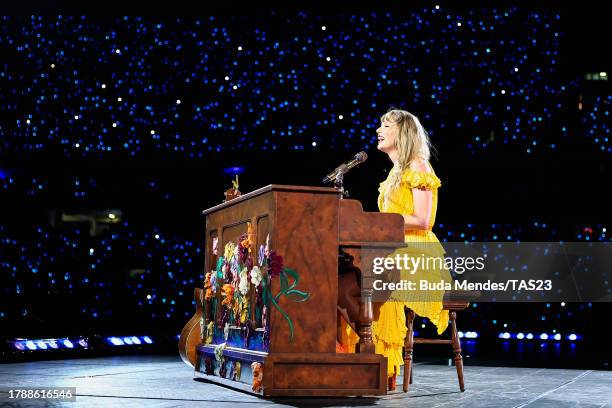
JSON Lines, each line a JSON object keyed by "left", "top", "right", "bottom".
{"left": 402, "top": 159, "right": 433, "bottom": 231}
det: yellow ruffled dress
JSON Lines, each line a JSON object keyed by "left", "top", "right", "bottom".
{"left": 339, "top": 161, "right": 451, "bottom": 378}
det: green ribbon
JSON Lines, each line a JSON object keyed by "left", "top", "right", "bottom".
{"left": 262, "top": 267, "right": 310, "bottom": 341}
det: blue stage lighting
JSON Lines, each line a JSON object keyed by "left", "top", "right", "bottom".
{"left": 108, "top": 337, "right": 124, "bottom": 346}
{"left": 222, "top": 166, "right": 245, "bottom": 175}
{"left": 63, "top": 339, "right": 74, "bottom": 348}
{"left": 142, "top": 336, "right": 153, "bottom": 344}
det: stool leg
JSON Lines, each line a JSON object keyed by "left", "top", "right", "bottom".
{"left": 450, "top": 311, "right": 465, "bottom": 392}
{"left": 403, "top": 308, "right": 415, "bottom": 392}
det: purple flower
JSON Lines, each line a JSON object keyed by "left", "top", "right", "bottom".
{"left": 258, "top": 245, "right": 265, "bottom": 266}
{"left": 210, "top": 272, "right": 217, "bottom": 289}
{"left": 219, "top": 307, "right": 230, "bottom": 328}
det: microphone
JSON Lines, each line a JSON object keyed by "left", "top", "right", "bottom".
{"left": 323, "top": 151, "right": 368, "bottom": 184}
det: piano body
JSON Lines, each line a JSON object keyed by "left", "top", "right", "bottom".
{"left": 178, "top": 185, "right": 405, "bottom": 396}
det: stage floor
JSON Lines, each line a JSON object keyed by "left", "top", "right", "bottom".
{"left": 1, "top": 354, "right": 611, "bottom": 407}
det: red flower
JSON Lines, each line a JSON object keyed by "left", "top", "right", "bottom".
{"left": 267, "top": 251, "right": 284, "bottom": 278}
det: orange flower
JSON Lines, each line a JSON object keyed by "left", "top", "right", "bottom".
{"left": 204, "top": 272, "right": 214, "bottom": 300}
{"left": 242, "top": 222, "right": 255, "bottom": 253}
{"left": 221, "top": 284, "right": 235, "bottom": 306}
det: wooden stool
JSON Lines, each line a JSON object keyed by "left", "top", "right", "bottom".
{"left": 402, "top": 291, "right": 480, "bottom": 393}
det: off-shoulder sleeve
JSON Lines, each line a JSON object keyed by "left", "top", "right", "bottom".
{"left": 400, "top": 169, "right": 441, "bottom": 190}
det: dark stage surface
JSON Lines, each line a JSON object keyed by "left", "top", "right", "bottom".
{"left": 1, "top": 354, "right": 611, "bottom": 407}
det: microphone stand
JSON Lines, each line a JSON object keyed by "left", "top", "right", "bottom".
{"left": 333, "top": 168, "right": 348, "bottom": 199}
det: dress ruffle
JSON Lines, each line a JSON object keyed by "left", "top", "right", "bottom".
{"left": 400, "top": 169, "right": 441, "bottom": 190}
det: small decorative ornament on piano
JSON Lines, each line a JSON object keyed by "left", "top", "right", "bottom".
{"left": 251, "top": 362, "right": 264, "bottom": 393}
{"left": 223, "top": 175, "right": 241, "bottom": 202}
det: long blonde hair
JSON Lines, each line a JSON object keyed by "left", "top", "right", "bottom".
{"left": 381, "top": 109, "right": 435, "bottom": 191}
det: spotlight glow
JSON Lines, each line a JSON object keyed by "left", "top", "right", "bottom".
{"left": 109, "top": 337, "right": 124, "bottom": 346}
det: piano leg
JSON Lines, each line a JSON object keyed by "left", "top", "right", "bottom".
{"left": 356, "top": 289, "right": 375, "bottom": 353}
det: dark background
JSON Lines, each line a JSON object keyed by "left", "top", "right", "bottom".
{"left": 0, "top": 0, "right": 609, "bottom": 367}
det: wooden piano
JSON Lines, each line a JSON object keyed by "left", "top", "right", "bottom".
{"left": 178, "top": 185, "right": 406, "bottom": 397}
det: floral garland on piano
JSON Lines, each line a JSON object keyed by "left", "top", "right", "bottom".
{"left": 204, "top": 223, "right": 310, "bottom": 349}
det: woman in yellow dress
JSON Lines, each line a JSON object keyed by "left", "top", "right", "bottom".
{"left": 339, "top": 108, "right": 451, "bottom": 390}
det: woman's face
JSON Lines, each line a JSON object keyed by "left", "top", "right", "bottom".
{"left": 376, "top": 119, "right": 398, "bottom": 154}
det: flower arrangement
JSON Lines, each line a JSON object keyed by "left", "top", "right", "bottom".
{"left": 205, "top": 223, "right": 310, "bottom": 347}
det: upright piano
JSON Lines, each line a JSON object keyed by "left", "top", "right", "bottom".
{"left": 179, "top": 185, "right": 405, "bottom": 396}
